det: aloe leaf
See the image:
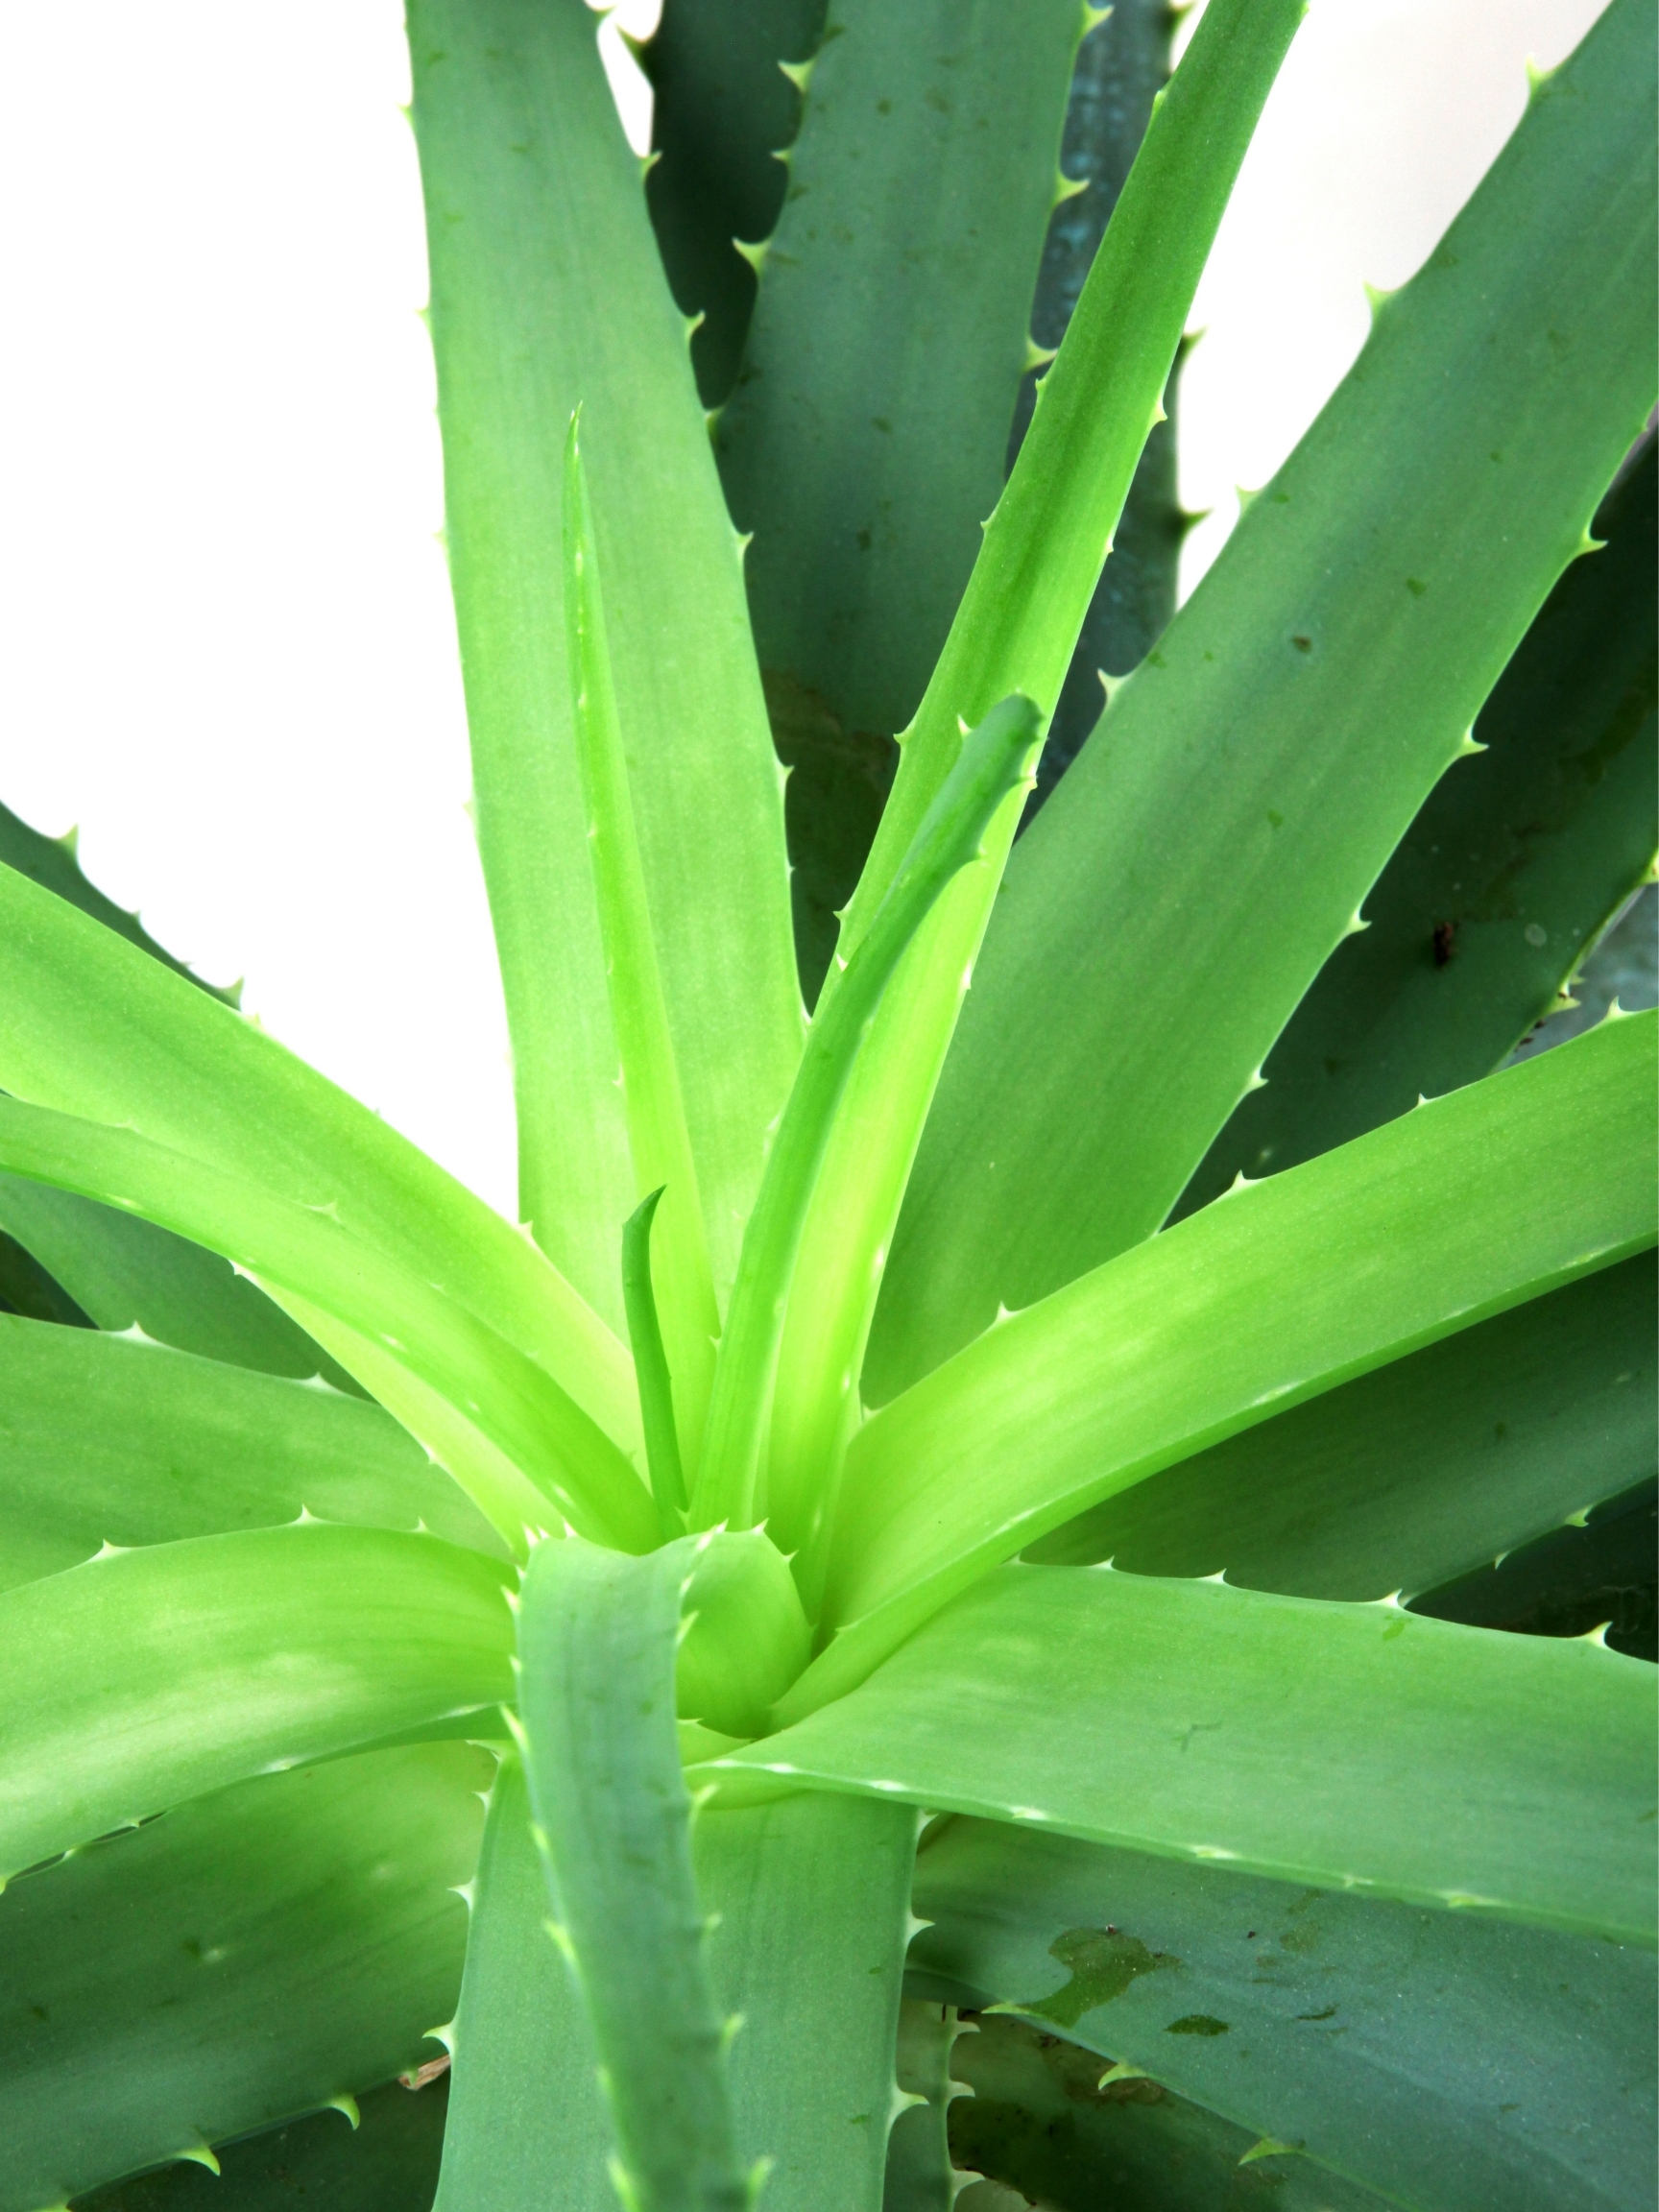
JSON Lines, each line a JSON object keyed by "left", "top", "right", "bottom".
{"left": 0, "top": 1176, "right": 361, "bottom": 1390}
{"left": 692, "top": 694, "right": 1041, "bottom": 1536}
{"left": 709, "top": 1561, "right": 1657, "bottom": 1946}
{"left": 408, "top": 0, "right": 802, "bottom": 1328}
{"left": 0, "top": 1743, "right": 487, "bottom": 2212}
{"left": 1179, "top": 432, "right": 1659, "bottom": 1219}
{"left": 1020, "top": 1, "right": 1183, "bottom": 804}
{"left": 764, "top": 0, "right": 1302, "bottom": 1569}
{"left": 0, "top": 1099, "right": 654, "bottom": 1551}
{"left": 872, "top": 0, "right": 1659, "bottom": 1397}
{"left": 431, "top": 1750, "right": 612, "bottom": 2210}
{"left": 913, "top": 1820, "right": 1658, "bottom": 2212}
{"left": 564, "top": 419, "right": 719, "bottom": 1466}
{"left": 0, "top": 859, "right": 637, "bottom": 1454}
{"left": 716, "top": 0, "right": 1086, "bottom": 742}
{"left": 0, "top": 799, "right": 238, "bottom": 1008}
{"left": 883, "top": 2000, "right": 976, "bottom": 2209}
{"left": 437, "top": 1756, "right": 913, "bottom": 2211}
{"left": 516, "top": 1533, "right": 750, "bottom": 2210}
{"left": 946, "top": 2014, "right": 1394, "bottom": 2212}
{"left": 697, "top": 1791, "right": 915, "bottom": 2211}
{"left": 1416, "top": 1477, "right": 1657, "bottom": 1658}
{"left": 78, "top": 2079, "right": 452, "bottom": 2212}
{"left": 1028, "top": 1253, "right": 1656, "bottom": 1601}
{"left": 641, "top": 0, "right": 828, "bottom": 408}
{"left": 0, "top": 1313, "right": 503, "bottom": 1595}
{"left": 811, "top": 1015, "right": 1654, "bottom": 1704}
{"left": 0, "top": 1525, "right": 512, "bottom": 1877}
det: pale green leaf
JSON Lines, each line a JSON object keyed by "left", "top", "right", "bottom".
{"left": 1029, "top": 1253, "right": 1657, "bottom": 1600}
{"left": 873, "top": 0, "right": 1659, "bottom": 1396}
{"left": 0, "top": 1525, "right": 512, "bottom": 1878}
{"left": 0, "top": 858, "right": 637, "bottom": 1454}
{"left": 408, "top": 0, "right": 803, "bottom": 1326}
{"left": 709, "top": 1561, "right": 1658, "bottom": 1943}
{"left": 0, "top": 1311, "right": 504, "bottom": 1595}
{"left": 0, "top": 1098, "right": 654, "bottom": 1551}
{"left": 811, "top": 1016, "right": 1654, "bottom": 1706}
{"left": 0, "top": 1743, "right": 488, "bottom": 2212}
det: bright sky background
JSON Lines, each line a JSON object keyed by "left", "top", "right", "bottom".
{"left": 0, "top": 0, "right": 1608, "bottom": 1218}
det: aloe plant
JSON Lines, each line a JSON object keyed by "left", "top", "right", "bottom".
{"left": 0, "top": 2, "right": 1654, "bottom": 2208}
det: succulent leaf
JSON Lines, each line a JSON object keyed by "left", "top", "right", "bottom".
{"left": 874, "top": 0, "right": 1659, "bottom": 1396}
{"left": 0, "top": 1744, "right": 487, "bottom": 2212}
{"left": 915, "top": 1821, "right": 1657, "bottom": 2212}
{"left": 709, "top": 1558, "right": 1658, "bottom": 1944}
{"left": 409, "top": 0, "right": 803, "bottom": 1328}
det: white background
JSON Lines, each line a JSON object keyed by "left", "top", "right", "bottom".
{"left": 0, "top": 0, "right": 1607, "bottom": 1217}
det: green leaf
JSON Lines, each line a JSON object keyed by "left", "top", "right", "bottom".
{"left": 884, "top": 2001, "right": 974, "bottom": 2210}
{"left": 562, "top": 418, "right": 721, "bottom": 1467}
{"left": 697, "top": 1791, "right": 915, "bottom": 2211}
{"left": 0, "top": 1176, "right": 362, "bottom": 1392}
{"left": 1416, "top": 1477, "right": 1657, "bottom": 1659}
{"left": 0, "top": 1311, "right": 504, "bottom": 1595}
{"left": 0, "top": 1525, "right": 512, "bottom": 1878}
{"left": 0, "top": 800, "right": 238, "bottom": 1008}
{"left": 408, "top": 0, "right": 803, "bottom": 1328}
{"left": 1179, "top": 432, "right": 1658, "bottom": 1218}
{"left": 0, "top": 1743, "right": 487, "bottom": 2212}
{"left": 693, "top": 693, "right": 1040, "bottom": 1538}
{"left": 764, "top": 0, "right": 1303, "bottom": 1575}
{"left": 812, "top": 1015, "right": 1654, "bottom": 1703}
{"left": 74, "top": 2079, "right": 451, "bottom": 2212}
{"left": 914, "top": 1819, "right": 1657, "bottom": 2212}
{"left": 1028, "top": 1253, "right": 1657, "bottom": 1602}
{"left": 0, "top": 1097, "right": 654, "bottom": 1551}
{"left": 945, "top": 2012, "right": 1393, "bottom": 2212}
{"left": 432, "top": 1750, "right": 612, "bottom": 2211}
{"left": 516, "top": 1534, "right": 750, "bottom": 2210}
{"left": 715, "top": 0, "right": 1086, "bottom": 741}
{"left": 0, "top": 858, "right": 637, "bottom": 1456}
{"left": 872, "top": 0, "right": 1659, "bottom": 1396}
{"left": 436, "top": 1756, "right": 914, "bottom": 2212}
{"left": 710, "top": 1560, "right": 1658, "bottom": 1944}
{"left": 641, "top": 0, "right": 827, "bottom": 407}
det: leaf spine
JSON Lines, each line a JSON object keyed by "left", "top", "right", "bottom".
{"left": 325, "top": 2094, "right": 361, "bottom": 2129}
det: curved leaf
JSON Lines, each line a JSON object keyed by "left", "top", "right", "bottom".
{"left": 915, "top": 1819, "right": 1657, "bottom": 2212}
{"left": 0, "top": 1525, "right": 512, "bottom": 1877}
{"left": 1029, "top": 1254, "right": 1657, "bottom": 1601}
{"left": 0, "top": 1743, "right": 487, "bottom": 2212}
{"left": 0, "top": 1312, "right": 503, "bottom": 1595}
{"left": 710, "top": 1562, "right": 1658, "bottom": 1944}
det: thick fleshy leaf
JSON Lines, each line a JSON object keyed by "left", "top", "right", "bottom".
{"left": 0, "top": 1101, "right": 654, "bottom": 1551}
{"left": 0, "top": 1175, "right": 360, "bottom": 1390}
{"left": 947, "top": 2013, "right": 1392, "bottom": 2212}
{"left": 77, "top": 2079, "right": 451, "bottom": 2212}
{"left": 0, "top": 1312, "right": 502, "bottom": 1595}
{"left": 0, "top": 1743, "right": 487, "bottom": 2212}
{"left": 0, "top": 1525, "right": 512, "bottom": 1877}
{"left": 408, "top": 0, "right": 803, "bottom": 1327}
{"left": 436, "top": 1753, "right": 914, "bottom": 2212}
{"left": 431, "top": 1752, "right": 610, "bottom": 2211}
{"left": 716, "top": 0, "right": 1084, "bottom": 742}
{"left": 1180, "top": 432, "right": 1658, "bottom": 1218}
{"left": 517, "top": 1534, "right": 750, "bottom": 2208}
{"left": 765, "top": 0, "right": 1304, "bottom": 1571}
{"left": 641, "top": 0, "right": 827, "bottom": 408}
{"left": 0, "top": 859, "right": 637, "bottom": 1452}
{"left": 872, "top": 0, "right": 1659, "bottom": 1397}
{"left": 709, "top": 1563, "right": 1658, "bottom": 1944}
{"left": 914, "top": 1819, "right": 1657, "bottom": 2212}
{"left": 811, "top": 1016, "right": 1654, "bottom": 1702}
{"left": 1416, "top": 1477, "right": 1657, "bottom": 1659}
{"left": 1029, "top": 1253, "right": 1657, "bottom": 1601}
